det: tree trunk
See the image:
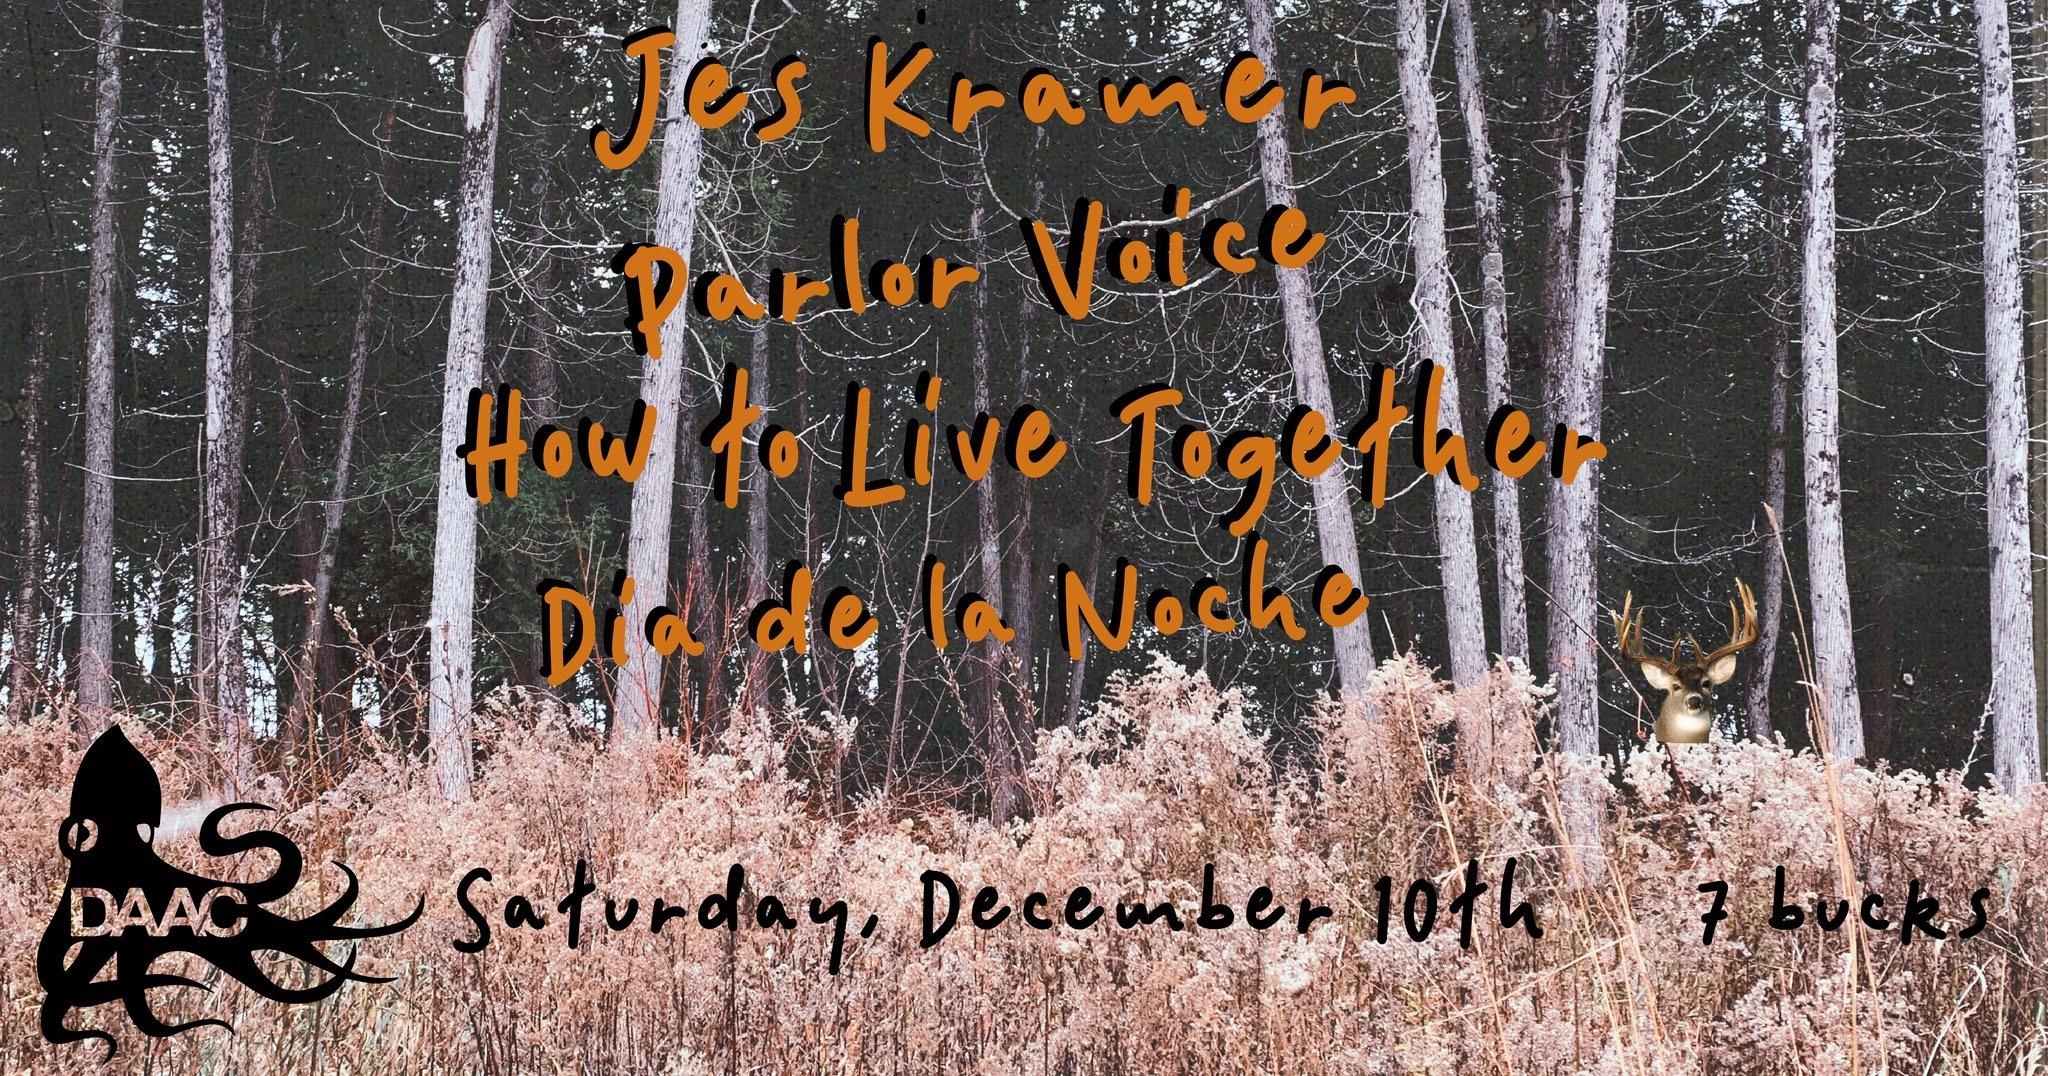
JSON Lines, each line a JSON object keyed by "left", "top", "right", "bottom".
{"left": 1547, "top": 0, "right": 1627, "bottom": 758}
{"left": 148, "top": 557, "right": 175, "bottom": 694}
{"left": 615, "top": 0, "right": 714, "bottom": 744}
{"left": 1536, "top": 0, "right": 1578, "bottom": 415}
{"left": 964, "top": 185, "right": 1022, "bottom": 820}
{"left": 742, "top": 318, "right": 775, "bottom": 711}
{"left": 1064, "top": 474, "right": 1112, "bottom": 730}
{"left": 1246, "top": 0, "right": 1375, "bottom": 695}
{"left": 9, "top": 299, "right": 48, "bottom": 721}
{"left": 2030, "top": 2, "right": 2048, "bottom": 765}
{"left": 426, "top": 0, "right": 513, "bottom": 799}
{"left": 1746, "top": 225, "right": 1792, "bottom": 744}
{"left": 1546, "top": 0, "right": 1628, "bottom": 883}
{"left": 1979, "top": 0, "right": 2041, "bottom": 793}
{"left": 1397, "top": 0, "right": 1488, "bottom": 689}
{"left": 240, "top": 14, "right": 295, "bottom": 744}
{"left": 1800, "top": 0, "right": 1866, "bottom": 758}
{"left": 519, "top": 169, "right": 563, "bottom": 696}
{"left": 197, "top": 0, "right": 253, "bottom": 788}
{"left": 1005, "top": 130, "right": 1045, "bottom": 728}
{"left": 285, "top": 104, "right": 393, "bottom": 760}
{"left": 688, "top": 421, "right": 722, "bottom": 734}
{"left": 1447, "top": 0, "right": 1528, "bottom": 667}
{"left": 76, "top": 0, "right": 125, "bottom": 738}
{"left": 275, "top": 361, "right": 321, "bottom": 737}
{"left": 794, "top": 338, "right": 840, "bottom": 722}
{"left": 1005, "top": 287, "right": 1040, "bottom": 722}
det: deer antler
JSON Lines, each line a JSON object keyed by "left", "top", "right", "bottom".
{"left": 1697, "top": 579, "right": 1759, "bottom": 669}
{"left": 1612, "top": 592, "right": 1683, "bottom": 677}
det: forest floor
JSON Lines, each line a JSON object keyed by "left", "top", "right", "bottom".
{"left": 4, "top": 655, "right": 2046, "bottom": 1074}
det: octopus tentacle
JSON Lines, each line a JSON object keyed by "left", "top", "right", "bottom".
{"left": 208, "top": 947, "right": 356, "bottom": 1005}
{"left": 41, "top": 935, "right": 114, "bottom": 991}
{"left": 39, "top": 1008, "right": 117, "bottom": 1063}
{"left": 120, "top": 948, "right": 231, "bottom": 1041}
{"left": 199, "top": 804, "right": 303, "bottom": 903}
{"left": 299, "top": 865, "right": 424, "bottom": 940}
{"left": 231, "top": 931, "right": 377, "bottom": 984}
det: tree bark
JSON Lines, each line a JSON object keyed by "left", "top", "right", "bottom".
{"left": 1447, "top": 0, "right": 1528, "bottom": 667}
{"left": 1064, "top": 473, "right": 1112, "bottom": 730}
{"left": 2030, "top": 1, "right": 2048, "bottom": 762}
{"left": 1005, "top": 289, "right": 1040, "bottom": 721}
{"left": 615, "top": 0, "right": 715, "bottom": 744}
{"left": 1547, "top": 0, "right": 1627, "bottom": 758}
{"left": 1005, "top": 130, "right": 1045, "bottom": 727}
{"left": 9, "top": 299, "right": 48, "bottom": 721}
{"left": 1246, "top": 0, "right": 1375, "bottom": 695}
{"left": 687, "top": 420, "right": 722, "bottom": 733}
{"left": 1800, "top": 0, "right": 1866, "bottom": 758}
{"left": 236, "top": 12, "right": 291, "bottom": 739}
{"left": 518, "top": 167, "right": 564, "bottom": 697}
{"left": 1979, "top": 0, "right": 2041, "bottom": 793}
{"left": 276, "top": 361, "right": 320, "bottom": 735}
{"left": 197, "top": 0, "right": 253, "bottom": 788}
{"left": 76, "top": 0, "right": 125, "bottom": 738}
{"left": 964, "top": 185, "right": 1022, "bottom": 820}
{"left": 285, "top": 104, "right": 393, "bottom": 759}
{"left": 794, "top": 338, "right": 843, "bottom": 723}
{"left": 1747, "top": 229, "right": 1793, "bottom": 744}
{"left": 1545, "top": 0, "right": 1628, "bottom": 883}
{"left": 741, "top": 317, "right": 776, "bottom": 711}
{"left": 426, "top": 0, "right": 513, "bottom": 799}
{"left": 1536, "top": 0, "right": 1578, "bottom": 414}
{"left": 1397, "top": 0, "right": 1489, "bottom": 689}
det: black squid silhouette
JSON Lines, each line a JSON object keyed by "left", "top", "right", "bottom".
{"left": 37, "top": 725, "right": 421, "bottom": 1058}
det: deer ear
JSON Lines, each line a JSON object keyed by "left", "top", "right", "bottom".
{"left": 1638, "top": 662, "right": 1680, "bottom": 692}
{"left": 1703, "top": 654, "right": 1739, "bottom": 686}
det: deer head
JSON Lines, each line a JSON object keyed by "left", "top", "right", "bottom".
{"left": 1612, "top": 581, "right": 1758, "bottom": 743}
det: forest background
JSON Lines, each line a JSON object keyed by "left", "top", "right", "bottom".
{"left": 13, "top": 0, "right": 2048, "bottom": 1068}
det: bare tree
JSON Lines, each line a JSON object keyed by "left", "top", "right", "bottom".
{"left": 197, "top": 0, "right": 253, "bottom": 787}
{"left": 741, "top": 318, "right": 775, "bottom": 710}
{"left": 1245, "top": 0, "right": 1374, "bottom": 694}
{"left": 426, "top": 0, "right": 514, "bottom": 799}
{"left": 1395, "top": 0, "right": 1487, "bottom": 688}
{"left": 1977, "top": 0, "right": 2040, "bottom": 793}
{"left": 1545, "top": 0, "right": 1627, "bottom": 884}
{"left": 963, "top": 185, "right": 1023, "bottom": 817}
{"left": 2031, "top": 5, "right": 2048, "bottom": 741}
{"left": 1063, "top": 477, "right": 1112, "bottom": 730}
{"left": 1746, "top": 222, "right": 1793, "bottom": 744}
{"left": 1800, "top": 0, "right": 1866, "bottom": 758}
{"left": 615, "top": 0, "right": 714, "bottom": 744}
{"left": 76, "top": 0, "right": 125, "bottom": 738}
{"left": 8, "top": 300, "right": 48, "bottom": 721}
{"left": 284, "top": 105, "right": 394, "bottom": 757}
{"left": 1547, "top": 0, "right": 1628, "bottom": 758}
{"left": 1535, "top": 0, "right": 1577, "bottom": 408}
{"left": 1005, "top": 130, "right": 1047, "bottom": 729}
{"left": 1005, "top": 259, "right": 1041, "bottom": 738}
{"left": 224, "top": 12, "right": 288, "bottom": 731}
{"left": 1447, "top": 0, "right": 1528, "bottom": 666}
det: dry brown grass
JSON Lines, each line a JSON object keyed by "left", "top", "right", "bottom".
{"left": 4, "top": 656, "right": 2047, "bottom": 1074}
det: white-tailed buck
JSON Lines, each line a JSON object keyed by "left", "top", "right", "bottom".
{"left": 1612, "top": 581, "right": 1758, "bottom": 743}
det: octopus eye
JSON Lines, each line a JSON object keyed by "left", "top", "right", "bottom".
{"left": 136, "top": 823, "right": 154, "bottom": 844}
{"left": 60, "top": 818, "right": 98, "bottom": 855}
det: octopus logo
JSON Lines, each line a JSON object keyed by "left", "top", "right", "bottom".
{"left": 36, "top": 726, "right": 421, "bottom": 1058}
